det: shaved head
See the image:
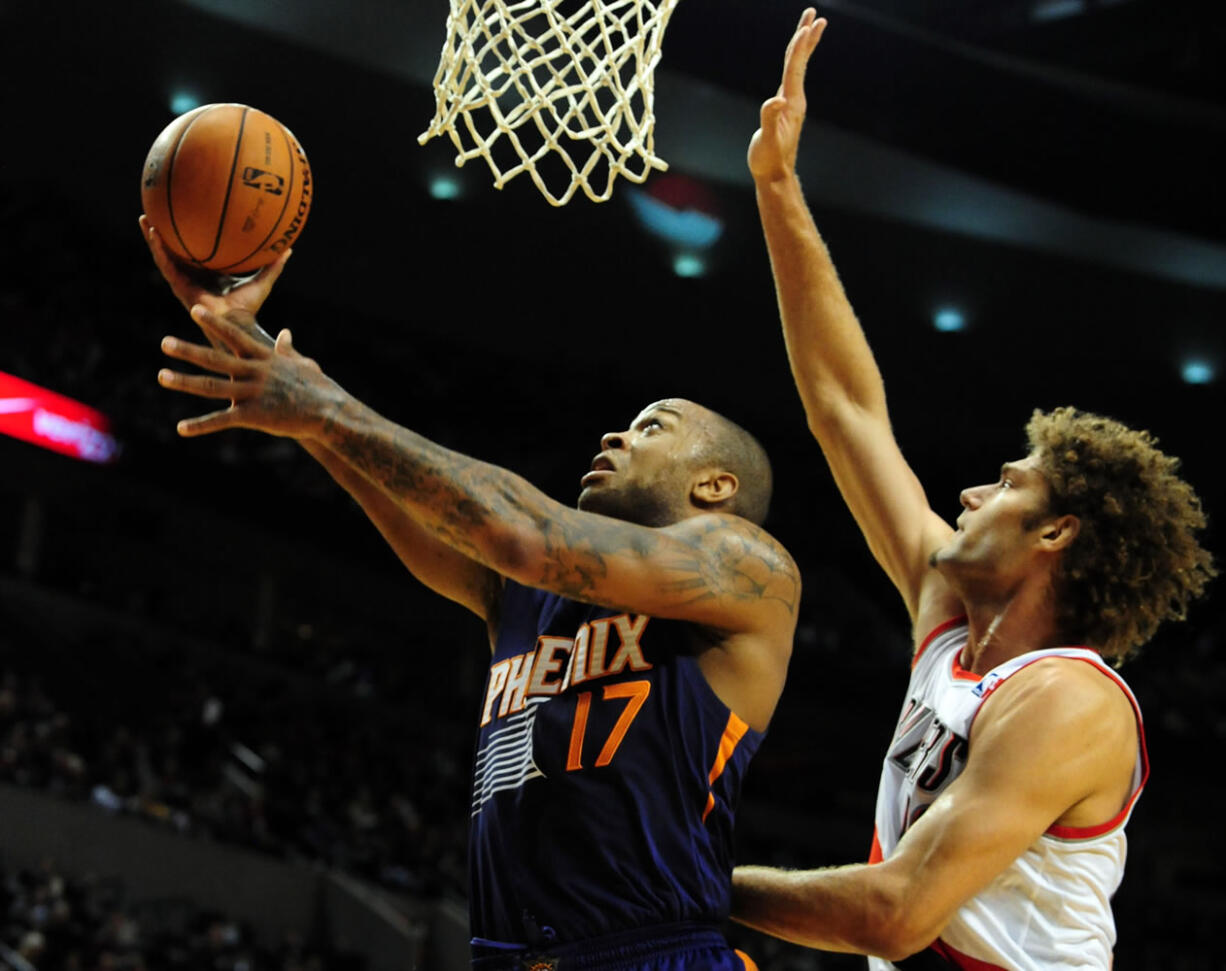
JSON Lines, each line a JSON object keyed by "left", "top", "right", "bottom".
{"left": 689, "top": 405, "right": 773, "bottom": 525}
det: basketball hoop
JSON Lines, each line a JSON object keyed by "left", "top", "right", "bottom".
{"left": 418, "top": 0, "right": 681, "bottom": 205}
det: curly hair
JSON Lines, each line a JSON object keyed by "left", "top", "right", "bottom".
{"left": 1026, "top": 407, "right": 1216, "bottom": 664}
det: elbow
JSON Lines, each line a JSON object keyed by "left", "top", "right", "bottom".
{"left": 801, "top": 391, "right": 882, "bottom": 441}
{"left": 855, "top": 881, "right": 939, "bottom": 962}
{"left": 477, "top": 523, "right": 535, "bottom": 579}
{"left": 801, "top": 396, "right": 847, "bottom": 443}
{"left": 868, "top": 927, "right": 936, "bottom": 965}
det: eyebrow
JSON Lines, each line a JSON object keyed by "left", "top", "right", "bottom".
{"left": 637, "top": 405, "right": 683, "bottom": 424}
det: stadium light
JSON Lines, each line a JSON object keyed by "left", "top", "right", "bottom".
{"left": 933, "top": 307, "right": 966, "bottom": 333}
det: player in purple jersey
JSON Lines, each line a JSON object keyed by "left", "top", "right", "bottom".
{"left": 142, "top": 216, "right": 800, "bottom": 970}
{"left": 729, "top": 10, "right": 1214, "bottom": 970}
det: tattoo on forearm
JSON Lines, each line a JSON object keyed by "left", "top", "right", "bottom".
{"left": 325, "top": 407, "right": 799, "bottom": 616}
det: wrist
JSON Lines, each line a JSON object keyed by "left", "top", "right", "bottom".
{"left": 753, "top": 170, "right": 802, "bottom": 196}
{"left": 307, "top": 380, "right": 356, "bottom": 444}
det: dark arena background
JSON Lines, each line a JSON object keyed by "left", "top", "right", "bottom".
{"left": 1, "top": 0, "right": 1224, "bottom": 968}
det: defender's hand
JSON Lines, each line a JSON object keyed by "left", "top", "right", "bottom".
{"left": 748, "top": 9, "right": 827, "bottom": 184}
{"left": 158, "top": 306, "right": 344, "bottom": 440}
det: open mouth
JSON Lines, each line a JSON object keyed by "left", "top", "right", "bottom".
{"left": 581, "top": 454, "right": 616, "bottom": 487}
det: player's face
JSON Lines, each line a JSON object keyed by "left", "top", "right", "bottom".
{"left": 931, "top": 453, "right": 1056, "bottom": 588}
{"left": 577, "top": 399, "right": 705, "bottom": 527}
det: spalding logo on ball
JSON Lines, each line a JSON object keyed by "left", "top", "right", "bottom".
{"left": 141, "top": 103, "right": 312, "bottom": 275}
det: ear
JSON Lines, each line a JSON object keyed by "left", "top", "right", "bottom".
{"left": 1038, "top": 514, "right": 1080, "bottom": 552}
{"left": 691, "top": 469, "right": 739, "bottom": 509}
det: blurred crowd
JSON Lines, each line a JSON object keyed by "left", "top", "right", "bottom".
{"left": 0, "top": 859, "right": 352, "bottom": 971}
{"left": 0, "top": 636, "right": 469, "bottom": 903}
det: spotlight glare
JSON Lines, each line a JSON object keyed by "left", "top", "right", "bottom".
{"left": 673, "top": 253, "right": 706, "bottom": 278}
{"left": 933, "top": 307, "right": 966, "bottom": 333}
{"left": 1180, "top": 359, "right": 1215, "bottom": 385}
{"left": 429, "top": 175, "right": 461, "bottom": 200}
{"left": 170, "top": 92, "right": 201, "bottom": 114}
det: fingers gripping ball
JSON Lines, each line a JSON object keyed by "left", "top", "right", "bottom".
{"left": 141, "top": 104, "right": 312, "bottom": 275}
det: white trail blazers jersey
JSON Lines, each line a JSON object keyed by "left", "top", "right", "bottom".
{"left": 868, "top": 618, "right": 1148, "bottom": 971}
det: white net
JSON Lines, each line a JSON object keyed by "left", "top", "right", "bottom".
{"left": 418, "top": 0, "right": 681, "bottom": 205}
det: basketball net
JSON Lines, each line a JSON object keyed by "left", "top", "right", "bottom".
{"left": 418, "top": 0, "right": 681, "bottom": 205}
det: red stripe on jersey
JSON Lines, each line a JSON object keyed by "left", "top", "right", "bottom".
{"left": 950, "top": 651, "right": 982, "bottom": 682}
{"left": 868, "top": 828, "right": 884, "bottom": 865}
{"left": 703, "top": 712, "right": 749, "bottom": 823}
{"left": 912, "top": 617, "right": 967, "bottom": 670}
{"left": 1044, "top": 658, "right": 1149, "bottom": 839}
{"left": 931, "top": 938, "right": 1008, "bottom": 970}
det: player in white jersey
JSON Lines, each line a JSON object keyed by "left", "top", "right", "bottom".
{"left": 729, "top": 9, "right": 1215, "bottom": 970}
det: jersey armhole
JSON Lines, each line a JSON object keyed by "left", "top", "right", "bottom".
{"left": 913, "top": 616, "right": 968, "bottom": 669}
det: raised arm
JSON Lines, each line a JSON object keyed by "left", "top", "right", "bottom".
{"left": 141, "top": 218, "right": 501, "bottom": 623}
{"left": 750, "top": 11, "right": 956, "bottom": 626}
{"left": 731, "top": 658, "right": 1139, "bottom": 958}
{"left": 157, "top": 308, "right": 799, "bottom": 642}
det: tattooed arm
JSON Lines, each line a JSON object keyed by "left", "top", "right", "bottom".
{"left": 321, "top": 399, "right": 799, "bottom": 630}
{"left": 159, "top": 307, "right": 799, "bottom": 723}
{"left": 139, "top": 220, "right": 500, "bottom": 624}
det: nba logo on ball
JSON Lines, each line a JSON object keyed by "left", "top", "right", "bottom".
{"left": 241, "top": 167, "right": 285, "bottom": 195}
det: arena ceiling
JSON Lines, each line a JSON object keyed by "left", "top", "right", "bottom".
{"left": 164, "top": 0, "right": 1226, "bottom": 287}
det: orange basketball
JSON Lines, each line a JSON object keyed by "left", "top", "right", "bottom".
{"left": 141, "top": 103, "right": 312, "bottom": 275}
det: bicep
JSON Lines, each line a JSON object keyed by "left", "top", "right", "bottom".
{"left": 879, "top": 767, "right": 1057, "bottom": 946}
{"left": 813, "top": 400, "right": 954, "bottom": 620}
{"left": 505, "top": 511, "right": 800, "bottom": 635}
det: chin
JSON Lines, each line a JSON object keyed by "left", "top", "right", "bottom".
{"left": 578, "top": 483, "right": 672, "bottom": 528}
{"left": 928, "top": 542, "right": 964, "bottom": 577}
{"left": 577, "top": 485, "right": 621, "bottom": 519}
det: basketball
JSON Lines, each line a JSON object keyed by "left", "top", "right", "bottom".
{"left": 140, "top": 103, "right": 312, "bottom": 275}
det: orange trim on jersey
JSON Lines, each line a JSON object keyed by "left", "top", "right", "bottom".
{"left": 912, "top": 616, "right": 968, "bottom": 669}
{"left": 930, "top": 938, "right": 1007, "bottom": 970}
{"left": 1044, "top": 658, "right": 1149, "bottom": 840}
{"left": 734, "top": 949, "right": 759, "bottom": 971}
{"left": 868, "top": 827, "right": 884, "bottom": 864}
{"left": 950, "top": 651, "right": 982, "bottom": 682}
{"left": 703, "top": 712, "right": 749, "bottom": 823}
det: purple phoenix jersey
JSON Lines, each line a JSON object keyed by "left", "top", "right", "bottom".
{"left": 469, "top": 580, "right": 764, "bottom": 950}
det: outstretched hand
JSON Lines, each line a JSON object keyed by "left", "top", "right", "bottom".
{"left": 139, "top": 213, "right": 287, "bottom": 351}
{"left": 748, "top": 8, "right": 827, "bottom": 184}
{"left": 158, "top": 306, "right": 345, "bottom": 441}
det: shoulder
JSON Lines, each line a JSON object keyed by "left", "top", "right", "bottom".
{"left": 973, "top": 654, "right": 1136, "bottom": 754}
{"left": 662, "top": 513, "right": 797, "bottom": 569}
{"left": 662, "top": 514, "right": 801, "bottom": 607}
